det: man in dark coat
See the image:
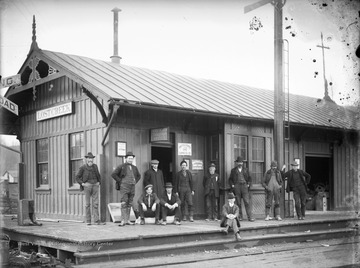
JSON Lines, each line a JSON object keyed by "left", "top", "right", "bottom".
{"left": 143, "top": 159, "right": 165, "bottom": 197}
{"left": 111, "top": 151, "right": 141, "bottom": 226}
{"left": 174, "top": 160, "right": 195, "bottom": 222}
{"left": 160, "top": 182, "right": 181, "bottom": 225}
{"left": 262, "top": 161, "right": 283, "bottom": 221}
{"left": 203, "top": 163, "right": 221, "bottom": 221}
{"left": 282, "top": 161, "right": 311, "bottom": 220}
{"left": 137, "top": 184, "right": 161, "bottom": 225}
{"left": 76, "top": 152, "right": 105, "bottom": 225}
{"left": 220, "top": 192, "right": 241, "bottom": 241}
{"left": 228, "top": 156, "right": 255, "bottom": 222}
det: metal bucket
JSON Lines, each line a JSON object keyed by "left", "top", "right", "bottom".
{"left": 0, "top": 234, "right": 10, "bottom": 267}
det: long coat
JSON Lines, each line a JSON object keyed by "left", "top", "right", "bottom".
{"left": 143, "top": 168, "right": 165, "bottom": 196}
{"left": 283, "top": 169, "right": 311, "bottom": 193}
{"left": 203, "top": 172, "right": 221, "bottom": 198}
{"left": 111, "top": 163, "right": 141, "bottom": 184}
{"left": 229, "top": 167, "right": 252, "bottom": 188}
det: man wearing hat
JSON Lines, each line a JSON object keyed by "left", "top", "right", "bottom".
{"left": 203, "top": 163, "right": 221, "bottom": 221}
{"left": 111, "top": 151, "right": 141, "bottom": 226}
{"left": 229, "top": 156, "right": 255, "bottom": 222}
{"left": 143, "top": 159, "right": 165, "bottom": 198}
{"left": 137, "top": 184, "right": 161, "bottom": 225}
{"left": 282, "top": 161, "right": 311, "bottom": 220}
{"left": 262, "top": 161, "right": 283, "bottom": 221}
{"left": 220, "top": 192, "right": 242, "bottom": 241}
{"left": 76, "top": 152, "right": 105, "bottom": 225}
{"left": 174, "top": 160, "right": 195, "bottom": 222}
{"left": 160, "top": 182, "right": 181, "bottom": 225}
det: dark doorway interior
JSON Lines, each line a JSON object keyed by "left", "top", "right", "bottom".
{"left": 305, "top": 156, "right": 332, "bottom": 210}
{"left": 151, "top": 146, "right": 173, "bottom": 184}
{"left": 305, "top": 156, "right": 331, "bottom": 192}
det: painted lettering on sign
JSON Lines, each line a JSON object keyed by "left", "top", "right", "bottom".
{"left": 1, "top": 74, "right": 21, "bottom": 88}
{"left": 0, "top": 96, "right": 19, "bottom": 115}
{"left": 36, "top": 102, "right": 73, "bottom": 121}
{"left": 150, "top": 127, "right": 169, "bottom": 142}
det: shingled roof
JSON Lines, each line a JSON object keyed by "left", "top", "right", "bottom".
{"left": 11, "top": 50, "right": 360, "bottom": 131}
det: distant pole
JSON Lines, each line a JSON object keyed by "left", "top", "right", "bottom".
{"left": 316, "top": 32, "right": 330, "bottom": 99}
{"left": 111, "top": 7, "right": 122, "bottom": 64}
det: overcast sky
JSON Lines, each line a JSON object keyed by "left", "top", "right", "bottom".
{"left": 0, "top": 0, "right": 359, "bottom": 109}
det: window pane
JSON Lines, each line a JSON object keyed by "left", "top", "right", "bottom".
{"left": 39, "top": 163, "right": 48, "bottom": 185}
{"left": 70, "top": 132, "right": 84, "bottom": 159}
{"left": 37, "top": 139, "right": 49, "bottom": 185}
{"left": 37, "top": 139, "right": 48, "bottom": 162}
{"left": 251, "top": 137, "right": 265, "bottom": 184}
{"left": 69, "top": 132, "right": 84, "bottom": 186}
{"left": 70, "top": 159, "right": 83, "bottom": 185}
{"left": 251, "top": 162, "right": 264, "bottom": 184}
{"left": 234, "top": 135, "right": 247, "bottom": 161}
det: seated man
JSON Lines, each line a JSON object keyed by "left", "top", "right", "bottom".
{"left": 160, "top": 182, "right": 181, "bottom": 225}
{"left": 220, "top": 192, "right": 241, "bottom": 241}
{"left": 137, "top": 184, "right": 161, "bottom": 225}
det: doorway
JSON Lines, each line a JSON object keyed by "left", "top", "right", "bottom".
{"left": 305, "top": 156, "right": 332, "bottom": 210}
{"left": 151, "top": 146, "right": 174, "bottom": 184}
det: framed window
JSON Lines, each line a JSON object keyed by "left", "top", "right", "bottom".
{"left": 36, "top": 138, "right": 49, "bottom": 186}
{"left": 251, "top": 137, "right": 265, "bottom": 184}
{"left": 70, "top": 132, "right": 85, "bottom": 186}
{"left": 234, "top": 135, "right": 247, "bottom": 161}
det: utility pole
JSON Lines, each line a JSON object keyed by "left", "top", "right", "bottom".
{"left": 245, "top": 0, "right": 285, "bottom": 218}
{"left": 316, "top": 32, "right": 331, "bottom": 100}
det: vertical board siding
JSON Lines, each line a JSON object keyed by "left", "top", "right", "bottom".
{"left": 20, "top": 76, "right": 107, "bottom": 220}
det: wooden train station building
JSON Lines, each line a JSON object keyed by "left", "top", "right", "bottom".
{"left": 1, "top": 18, "right": 359, "bottom": 223}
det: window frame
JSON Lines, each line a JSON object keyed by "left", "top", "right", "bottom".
{"left": 69, "top": 132, "right": 85, "bottom": 187}
{"left": 250, "top": 136, "right": 265, "bottom": 184}
{"left": 36, "top": 138, "right": 49, "bottom": 187}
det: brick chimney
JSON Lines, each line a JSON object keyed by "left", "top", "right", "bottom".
{"left": 110, "top": 7, "right": 122, "bottom": 64}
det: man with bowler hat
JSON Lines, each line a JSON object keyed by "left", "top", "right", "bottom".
{"left": 282, "top": 161, "right": 311, "bottom": 220}
{"left": 76, "top": 152, "right": 105, "bottom": 225}
{"left": 220, "top": 192, "right": 242, "bottom": 241}
{"left": 203, "top": 163, "right": 221, "bottom": 221}
{"left": 229, "top": 156, "right": 255, "bottom": 222}
{"left": 111, "top": 151, "right": 141, "bottom": 226}
{"left": 160, "top": 182, "right": 181, "bottom": 225}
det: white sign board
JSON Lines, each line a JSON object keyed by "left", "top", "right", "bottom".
{"left": 1, "top": 74, "right": 21, "bottom": 88}
{"left": 178, "top": 143, "right": 192, "bottom": 156}
{"left": 0, "top": 95, "right": 18, "bottom": 115}
{"left": 36, "top": 102, "right": 73, "bottom": 121}
{"left": 107, "top": 203, "right": 136, "bottom": 223}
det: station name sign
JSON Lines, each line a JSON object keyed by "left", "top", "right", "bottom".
{"left": 36, "top": 102, "right": 73, "bottom": 121}
{"left": 150, "top": 127, "right": 170, "bottom": 142}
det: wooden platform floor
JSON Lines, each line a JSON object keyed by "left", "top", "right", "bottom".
{"left": 2, "top": 211, "right": 358, "bottom": 248}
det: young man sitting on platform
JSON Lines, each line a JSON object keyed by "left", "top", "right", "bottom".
{"left": 220, "top": 192, "right": 242, "bottom": 241}
{"left": 137, "top": 184, "right": 161, "bottom": 225}
{"left": 160, "top": 182, "right": 181, "bottom": 225}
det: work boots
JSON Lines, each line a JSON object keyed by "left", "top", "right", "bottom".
{"left": 125, "top": 208, "right": 134, "bottom": 225}
{"left": 119, "top": 207, "right": 127, "bottom": 227}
